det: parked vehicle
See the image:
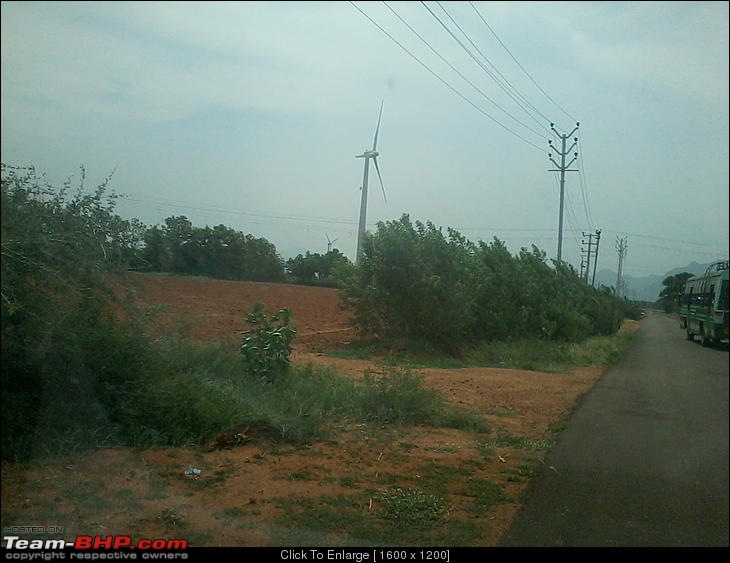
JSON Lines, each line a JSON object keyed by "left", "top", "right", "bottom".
{"left": 679, "top": 259, "right": 729, "bottom": 346}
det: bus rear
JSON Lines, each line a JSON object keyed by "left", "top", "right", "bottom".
{"left": 681, "top": 260, "right": 729, "bottom": 346}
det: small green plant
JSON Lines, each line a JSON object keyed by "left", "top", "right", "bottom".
{"left": 240, "top": 303, "right": 296, "bottom": 381}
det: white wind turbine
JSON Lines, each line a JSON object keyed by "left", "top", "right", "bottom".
{"left": 325, "top": 233, "right": 339, "bottom": 253}
{"left": 355, "top": 101, "right": 387, "bottom": 265}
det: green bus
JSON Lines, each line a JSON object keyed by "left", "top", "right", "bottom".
{"left": 679, "top": 259, "right": 729, "bottom": 346}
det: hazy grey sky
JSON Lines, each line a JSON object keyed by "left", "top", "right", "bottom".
{"left": 2, "top": 1, "right": 728, "bottom": 278}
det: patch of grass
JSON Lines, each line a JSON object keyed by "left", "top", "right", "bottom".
{"left": 488, "top": 409, "right": 519, "bottom": 418}
{"left": 221, "top": 507, "right": 246, "bottom": 519}
{"left": 65, "top": 481, "right": 110, "bottom": 511}
{"left": 425, "top": 446, "right": 459, "bottom": 454}
{"left": 462, "top": 477, "right": 508, "bottom": 514}
{"left": 113, "top": 488, "right": 145, "bottom": 512}
{"left": 478, "top": 433, "right": 554, "bottom": 451}
{"left": 548, "top": 418, "right": 570, "bottom": 434}
{"left": 378, "top": 487, "right": 449, "bottom": 526}
{"left": 356, "top": 368, "right": 442, "bottom": 425}
{"left": 339, "top": 476, "right": 359, "bottom": 488}
{"left": 182, "top": 462, "right": 235, "bottom": 490}
{"left": 288, "top": 470, "right": 317, "bottom": 482}
{"left": 333, "top": 326, "right": 635, "bottom": 376}
{"left": 272, "top": 491, "right": 483, "bottom": 547}
{"left": 156, "top": 507, "right": 186, "bottom": 531}
{"left": 466, "top": 330, "right": 636, "bottom": 372}
{"left": 412, "top": 462, "right": 471, "bottom": 493}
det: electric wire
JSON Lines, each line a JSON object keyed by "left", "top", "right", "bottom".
{"left": 382, "top": 1, "right": 547, "bottom": 141}
{"left": 576, "top": 127, "right": 595, "bottom": 229}
{"left": 432, "top": 1, "right": 553, "bottom": 132}
{"left": 121, "top": 196, "right": 724, "bottom": 262}
{"left": 468, "top": 1, "right": 578, "bottom": 123}
{"left": 349, "top": 1, "right": 548, "bottom": 153}
{"left": 553, "top": 171, "right": 582, "bottom": 251}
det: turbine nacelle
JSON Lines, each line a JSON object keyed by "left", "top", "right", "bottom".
{"left": 355, "top": 150, "right": 379, "bottom": 159}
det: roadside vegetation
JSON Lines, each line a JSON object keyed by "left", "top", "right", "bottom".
{"left": 1, "top": 163, "right": 637, "bottom": 464}
{"left": 2, "top": 163, "right": 643, "bottom": 546}
{"left": 334, "top": 214, "right": 641, "bottom": 355}
{"left": 333, "top": 328, "right": 636, "bottom": 373}
{"left": 1, "top": 165, "right": 482, "bottom": 462}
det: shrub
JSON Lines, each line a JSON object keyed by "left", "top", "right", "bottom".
{"left": 240, "top": 303, "right": 297, "bottom": 381}
{"left": 338, "top": 213, "right": 637, "bottom": 354}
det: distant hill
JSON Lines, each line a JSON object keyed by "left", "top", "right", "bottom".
{"left": 594, "top": 261, "right": 720, "bottom": 302}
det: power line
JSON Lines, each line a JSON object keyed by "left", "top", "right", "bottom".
{"left": 553, "top": 171, "right": 582, "bottom": 250}
{"left": 382, "top": 1, "right": 547, "bottom": 140}
{"left": 577, "top": 135, "right": 594, "bottom": 229}
{"left": 600, "top": 229, "right": 723, "bottom": 248}
{"left": 122, "top": 196, "right": 358, "bottom": 226}
{"left": 349, "top": 1, "right": 548, "bottom": 153}
{"left": 431, "top": 1, "right": 553, "bottom": 131}
{"left": 468, "top": 1, "right": 577, "bottom": 123}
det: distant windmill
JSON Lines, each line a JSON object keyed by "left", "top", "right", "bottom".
{"left": 355, "top": 101, "right": 387, "bottom": 265}
{"left": 325, "top": 233, "right": 339, "bottom": 253}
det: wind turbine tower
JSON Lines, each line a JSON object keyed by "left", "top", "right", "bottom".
{"left": 326, "top": 233, "right": 339, "bottom": 253}
{"left": 355, "top": 101, "right": 387, "bottom": 265}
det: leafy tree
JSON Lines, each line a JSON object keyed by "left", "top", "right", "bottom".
{"left": 339, "top": 214, "right": 476, "bottom": 353}
{"left": 138, "top": 217, "right": 286, "bottom": 282}
{"left": 140, "top": 225, "right": 168, "bottom": 271}
{"left": 338, "top": 213, "right": 638, "bottom": 354}
{"left": 286, "top": 249, "right": 351, "bottom": 286}
{"left": 659, "top": 272, "right": 693, "bottom": 312}
{"left": 1, "top": 164, "right": 145, "bottom": 460}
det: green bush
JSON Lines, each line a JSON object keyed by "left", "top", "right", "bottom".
{"left": 1, "top": 164, "right": 145, "bottom": 460}
{"left": 240, "top": 303, "right": 297, "bottom": 381}
{"left": 338, "top": 213, "right": 636, "bottom": 354}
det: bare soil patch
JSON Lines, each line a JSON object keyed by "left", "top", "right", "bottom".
{"left": 1, "top": 273, "right": 632, "bottom": 547}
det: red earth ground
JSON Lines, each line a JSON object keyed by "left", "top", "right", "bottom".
{"left": 1, "top": 272, "right": 638, "bottom": 548}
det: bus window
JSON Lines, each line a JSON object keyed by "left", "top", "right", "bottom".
{"left": 720, "top": 280, "right": 729, "bottom": 311}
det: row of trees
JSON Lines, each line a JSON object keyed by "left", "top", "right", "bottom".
{"left": 139, "top": 216, "right": 287, "bottom": 282}
{"left": 335, "top": 214, "right": 640, "bottom": 353}
{"left": 139, "top": 217, "right": 350, "bottom": 286}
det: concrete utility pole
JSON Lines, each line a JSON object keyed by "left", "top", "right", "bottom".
{"left": 615, "top": 236, "right": 628, "bottom": 298}
{"left": 581, "top": 231, "right": 595, "bottom": 283}
{"left": 591, "top": 229, "right": 602, "bottom": 287}
{"left": 581, "top": 230, "right": 601, "bottom": 285}
{"left": 548, "top": 122, "right": 580, "bottom": 263}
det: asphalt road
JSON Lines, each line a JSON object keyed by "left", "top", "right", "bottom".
{"left": 499, "top": 310, "right": 729, "bottom": 547}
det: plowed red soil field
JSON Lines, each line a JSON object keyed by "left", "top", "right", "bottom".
{"left": 116, "top": 272, "right": 358, "bottom": 351}
{"left": 1, "top": 273, "right": 638, "bottom": 548}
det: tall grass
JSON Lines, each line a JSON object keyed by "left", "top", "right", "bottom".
{"left": 4, "top": 302, "right": 485, "bottom": 462}
{"left": 466, "top": 328, "right": 636, "bottom": 372}
{"left": 332, "top": 326, "right": 636, "bottom": 374}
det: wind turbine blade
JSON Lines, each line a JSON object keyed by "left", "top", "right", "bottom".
{"left": 372, "top": 100, "right": 383, "bottom": 151}
{"left": 373, "top": 157, "right": 387, "bottom": 203}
